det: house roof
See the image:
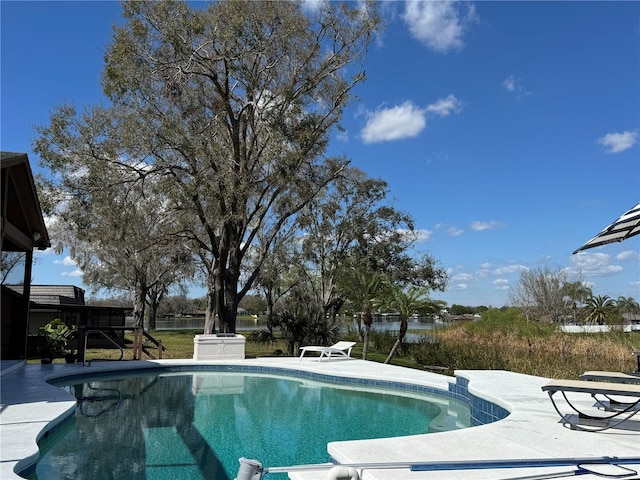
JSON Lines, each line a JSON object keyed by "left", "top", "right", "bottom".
{"left": 1, "top": 152, "right": 51, "bottom": 251}
{"left": 29, "top": 285, "right": 86, "bottom": 305}
{"left": 6, "top": 284, "right": 131, "bottom": 315}
{"left": 4, "top": 284, "right": 85, "bottom": 306}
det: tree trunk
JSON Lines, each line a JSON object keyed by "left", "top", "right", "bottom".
{"left": 222, "top": 271, "right": 240, "bottom": 333}
{"left": 362, "top": 309, "right": 372, "bottom": 360}
{"left": 214, "top": 275, "right": 236, "bottom": 333}
{"left": 203, "top": 253, "right": 241, "bottom": 334}
{"left": 145, "top": 287, "right": 164, "bottom": 332}
{"left": 147, "top": 301, "right": 158, "bottom": 331}
{"left": 265, "top": 288, "right": 274, "bottom": 324}
{"left": 211, "top": 246, "right": 241, "bottom": 333}
{"left": 203, "top": 277, "right": 216, "bottom": 334}
{"left": 132, "top": 280, "right": 147, "bottom": 329}
{"left": 362, "top": 327, "right": 370, "bottom": 361}
{"left": 384, "top": 318, "right": 407, "bottom": 364}
{"left": 384, "top": 338, "right": 402, "bottom": 364}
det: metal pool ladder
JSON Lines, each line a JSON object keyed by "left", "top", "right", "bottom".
{"left": 83, "top": 329, "right": 124, "bottom": 366}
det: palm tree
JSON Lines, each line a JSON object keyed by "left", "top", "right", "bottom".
{"left": 378, "top": 285, "right": 439, "bottom": 364}
{"left": 561, "top": 281, "right": 592, "bottom": 324}
{"left": 616, "top": 296, "right": 640, "bottom": 315}
{"left": 340, "top": 268, "right": 385, "bottom": 360}
{"left": 583, "top": 295, "right": 616, "bottom": 325}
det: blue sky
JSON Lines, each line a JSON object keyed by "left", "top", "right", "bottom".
{"left": 2, "top": 1, "right": 639, "bottom": 307}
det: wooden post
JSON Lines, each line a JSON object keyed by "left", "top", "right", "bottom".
{"left": 133, "top": 328, "right": 142, "bottom": 360}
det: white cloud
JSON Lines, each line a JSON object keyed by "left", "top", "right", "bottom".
{"left": 414, "top": 229, "right": 433, "bottom": 242}
{"left": 402, "top": 0, "right": 477, "bottom": 53}
{"left": 454, "top": 283, "right": 468, "bottom": 290}
{"left": 502, "top": 74, "right": 531, "bottom": 97}
{"left": 503, "top": 75, "right": 516, "bottom": 92}
{"left": 453, "top": 273, "right": 474, "bottom": 281}
{"left": 447, "top": 226, "right": 464, "bottom": 236}
{"left": 617, "top": 250, "right": 639, "bottom": 262}
{"left": 493, "top": 264, "right": 529, "bottom": 275}
{"left": 493, "top": 278, "right": 509, "bottom": 290}
{"left": 62, "top": 269, "right": 83, "bottom": 278}
{"left": 34, "top": 247, "right": 56, "bottom": 257}
{"left": 361, "top": 95, "right": 463, "bottom": 144}
{"left": 361, "top": 102, "right": 426, "bottom": 143}
{"left": 476, "top": 267, "right": 490, "bottom": 278}
{"left": 54, "top": 256, "right": 77, "bottom": 266}
{"left": 424, "top": 94, "right": 464, "bottom": 116}
{"left": 569, "top": 252, "right": 624, "bottom": 276}
{"left": 598, "top": 130, "right": 638, "bottom": 153}
{"left": 435, "top": 223, "right": 464, "bottom": 236}
{"left": 470, "top": 220, "right": 503, "bottom": 231}
{"left": 395, "top": 227, "right": 430, "bottom": 242}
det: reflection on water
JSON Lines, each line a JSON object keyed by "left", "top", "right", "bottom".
{"left": 34, "top": 372, "right": 469, "bottom": 480}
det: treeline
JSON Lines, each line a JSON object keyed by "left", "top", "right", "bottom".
{"left": 87, "top": 293, "right": 489, "bottom": 319}
{"left": 447, "top": 304, "right": 490, "bottom": 315}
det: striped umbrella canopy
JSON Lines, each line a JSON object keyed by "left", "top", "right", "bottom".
{"left": 573, "top": 202, "right": 640, "bottom": 254}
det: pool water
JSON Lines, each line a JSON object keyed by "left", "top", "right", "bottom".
{"left": 31, "top": 371, "right": 469, "bottom": 480}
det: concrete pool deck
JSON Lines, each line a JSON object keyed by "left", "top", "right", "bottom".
{"left": 1, "top": 358, "right": 639, "bottom": 480}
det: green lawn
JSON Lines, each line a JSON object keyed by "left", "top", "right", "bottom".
{"left": 27, "top": 325, "right": 640, "bottom": 380}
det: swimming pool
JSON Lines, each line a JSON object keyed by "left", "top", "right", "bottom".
{"left": 28, "top": 367, "right": 471, "bottom": 480}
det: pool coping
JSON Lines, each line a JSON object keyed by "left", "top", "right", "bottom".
{"left": 1, "top": 358, "right": 639, "bottom": 480}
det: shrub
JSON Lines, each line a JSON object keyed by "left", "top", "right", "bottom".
{"left": 39, "top": 319, "right": 76, "bottom": 358}
{"left": 250, "top": 310, "right": 342, "bottom": 355}
{"left": 464, "top": 308, "right": 558, "bottom": 338}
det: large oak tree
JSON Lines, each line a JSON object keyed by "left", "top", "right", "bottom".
{"left": 36, "top": 0, "right": 380, "bottom": 333}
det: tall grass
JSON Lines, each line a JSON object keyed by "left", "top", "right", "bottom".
{"left": 411, "top": 308, "right": 639, "bottom": 378}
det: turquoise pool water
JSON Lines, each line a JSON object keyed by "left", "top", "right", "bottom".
{"left": 31, "top": 370, "right": 470, "bottom": 480}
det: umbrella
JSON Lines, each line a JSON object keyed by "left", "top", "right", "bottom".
{"left": 573, "top": 201, "right": 640, "bottom": 254}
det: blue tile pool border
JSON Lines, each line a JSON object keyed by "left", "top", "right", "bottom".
{"left": 48, "top": 364, "right": 510, "bottom": 427}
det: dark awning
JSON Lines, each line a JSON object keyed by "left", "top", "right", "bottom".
{"left": 1, "top": 152, "right": 51, "bottom": 251}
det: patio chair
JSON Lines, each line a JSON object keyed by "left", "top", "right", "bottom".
{"left": 299, "top": 341, "right": 355, "bottom": 362}
{"left": 579, "top": 371, "right": 640, "bottom": 384}
{"left": 542, "top": 379, "right": 640, "bottom": 431}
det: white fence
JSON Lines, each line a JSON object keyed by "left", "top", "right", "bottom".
{"left": 561, "top": 324, "right": 640, "bottom": 333}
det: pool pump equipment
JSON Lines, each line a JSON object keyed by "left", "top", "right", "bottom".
{"left": 235, "top": 458, "right": 361, "bottom": 480}
{"left": 235, "top": 458, "right": 263, "bottom": 480}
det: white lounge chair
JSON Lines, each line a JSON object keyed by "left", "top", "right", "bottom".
{"left": 542, "top": 379, "right": 640, "bottom": 431}
{"left": 579, "top": 371, "right": 640, "bottom": 384}
{"left": 299, "top": 341, "right": 355, "bottom": 362}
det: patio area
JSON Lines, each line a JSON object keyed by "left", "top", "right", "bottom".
{"left": 1, "top": 358, "right": 639, "bottom": 480}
